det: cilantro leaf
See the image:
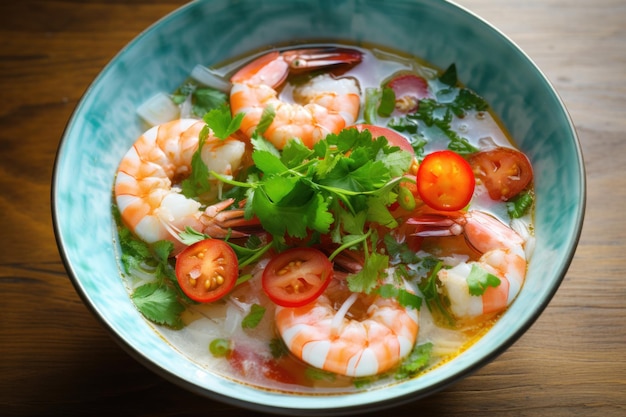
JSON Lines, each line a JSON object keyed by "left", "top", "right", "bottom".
{"left": 366, "top": 195, "right": 398, "bottom": 228}
{"left": 395, "top": 342, "right": 433, "bottom": 379}
{"left": 192, "top": 87, "right": 228, "bottom": 117}
{"left": 377, "top": 284, "right": 422, "bottom": 310}
{"left": 418, "top": 261, "right": 455, "bottom": 326}
{"left": 320, "top": 159, "right": 390, "bottom": 193}
{"left": 281, "top": 140, "right": 314, "bottom": 168}
{"left": 252, "top": 150, "right": 289, "bottom": 175}
{"left": 254, "top": 104, "right": 276, "bottom": 135}
{"left": 180, "top": 130, "right": 212, "bottom": 199}
{"left": 507, "top": 191, "right": 534, "bottom": 219}
{"left": 131, "top": 283, "right": 185, "bottom": 329}
{"left": 347, "top": 252, "right": 389, "bottom": 294}
{"left": 449, "top": 88, "right": 489, "bottom": 117}
{"left": 252, "top": 188, "right": 332, "bottom": 238}
{"left": 251, "top": 135, "right": 281, "bottom": 156}
{"left": 204, "top": 105, "right": 243, "bottom": 140}
{"left": 467, "top": 264, "right": 501, "bottom": 296}
{"left": 392, "top": 99, "right": 478, "bottom": 155}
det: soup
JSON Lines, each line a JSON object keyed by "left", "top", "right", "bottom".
{"left": 113, "top": 43, "right": 535, "bottom": 393}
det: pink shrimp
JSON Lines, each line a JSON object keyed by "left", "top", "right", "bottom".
{"left": 274, "top": 280, "right": 419, "bottom": 377}
{"left": 229, "top": 47, "right": 362, "bottom": 149}
{"left": 408, "top": 211, "right": 527, "bottom": 318}
{"left": 114, "top": 118, "right": 254, "bottom": 252}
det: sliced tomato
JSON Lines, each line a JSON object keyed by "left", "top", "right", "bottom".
{"left": 175, "top": 239, "right": 238, "bottom": 303}
{"left": 469, "top": 147, "right": 533, "bottom": 201}
{"left": 385, "top": 72, "right": 430, "bottom": 113}
{"left": 354, "top": 124, "right": 414, "bottom": 153}
{"left": 417, "top": 150, "right": 475, "bottom": 211}
{"left": 262, "top": 247, "right": 333, "bottom": 308}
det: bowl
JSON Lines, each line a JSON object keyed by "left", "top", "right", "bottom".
{"left": 52, "top": 0, "right": 585, "bottom": 414}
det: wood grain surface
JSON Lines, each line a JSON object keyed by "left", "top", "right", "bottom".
{"left": 1, "top": 0, "right": 624, "bottom": 416}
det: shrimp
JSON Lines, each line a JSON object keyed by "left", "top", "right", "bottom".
{"left": 408, "top": 211, "right": 527, "bottom": 318}
{"left": 229, "top": 47, "right": 363, "bottom": 149}
{"left": 274, "top": 280, "right": 419, "bottom": 377}
{"left": 114, "top": 118, "right": 253, "bottom": 251}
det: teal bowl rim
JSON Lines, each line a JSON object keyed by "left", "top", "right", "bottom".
{"left": 51, "top": 0, "right": 586, "bottom": 414}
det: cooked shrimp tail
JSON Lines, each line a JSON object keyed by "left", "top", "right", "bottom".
{"left": 114, "top": 119, "right": 254, "bottom": 254}
{"left": 408, "top": 211, "right": 528, "bottom": 318}
{"left": 230, "top": 47, "right": 363, "bottom": 149}
{"left": 275, "top": 278, "right": 419, "bottom": 377}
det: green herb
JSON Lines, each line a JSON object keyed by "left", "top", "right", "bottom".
{"left": 209, "top": 338, "right": 231, "bottom": 357}
{"left": 269, "top": 337, "right": 289, "bottom": 359}
{"left": 395, "top": 342, "right": 434, "bottom": 379}
{"left": 386, "top": 63, "right": 489, "bottom": 156}
{"left": 180, "top": 105, "right": 243, "bottom": 199}
{"left": 439, "top": 63, "right": 458, "bottom": 87}
{"left": 378, "top": 86, "right": 396, "bottom": 117}
{"left": 204, "top": 104, "right": 244, "bottom": 140}
{"left": 347, "top": 252, "right": 389, "bottom": 294}
{"left": 212, "top": 128, "right": 412, "bottom": 243}
{"left": 507, "top": 191, "right": 534, "bottom": 219}
{"left": 178, "top": 227, "right": 273, "bottom": 268}
{"left": 171, "top": 83, "right": 228, "bottom": 118}
{"left": 377, "top": 283, "right": 422, "bottom": 310}
{"left": 255, "top": 104, "right": 276, "bottom": 135}
{"left": 192, "top": 88, "right": 228, "bottom": 117}
{"left": 448, "top": 88, "right": 488, "bottom": 117}
{"left": 131, "top": 283, "right": 185, "bottom": 329}
{"left": 241, "top": 303, "right": 266, "bottom": 329}
{"left": 305, "top": 367, "right": 337, "bottom": 382}
{"left": 466, "top": 264, "right": 501, "bottom": 296}
{"left": 115, "top": 211, "right": 187, "bottom": 328}
{"left": 418, "top": 260, "right": 455, "bottom": 326}
{"left": 383, "top": 234, "right": 420, "bottom": 264}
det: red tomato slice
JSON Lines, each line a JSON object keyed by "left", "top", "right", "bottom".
{"left": 386, "top": 73, "right": 430, "bottom": 113}
{"left": 417, "top": 150, "right": 475, "bottom": 211}
{"left": 262, "top": 247, "right": 333, "bottom": 308}
{"left": 468, "top": 147, "right": 533, "bottom": 201}
{"left": 354, "top": 124, "right": 414, "bottom": 153}
{"left": 175, "top": 239, "right": 238, "bottom": 303}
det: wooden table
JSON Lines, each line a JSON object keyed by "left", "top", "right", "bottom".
{"left": 1, "top": 1, "right": 624, "bottom": 415}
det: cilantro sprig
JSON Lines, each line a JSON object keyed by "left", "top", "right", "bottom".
{"left": 180, "top": 105, "right": 244, "bottom": 200}
{"left": 213, "top": 127, "right": 413, "bottom": 242}
{"left": 385, "top": 63, "right": 487, "bottom": 156}
{"left": 114, "top": 208, "right": 186, "bottom": 329}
